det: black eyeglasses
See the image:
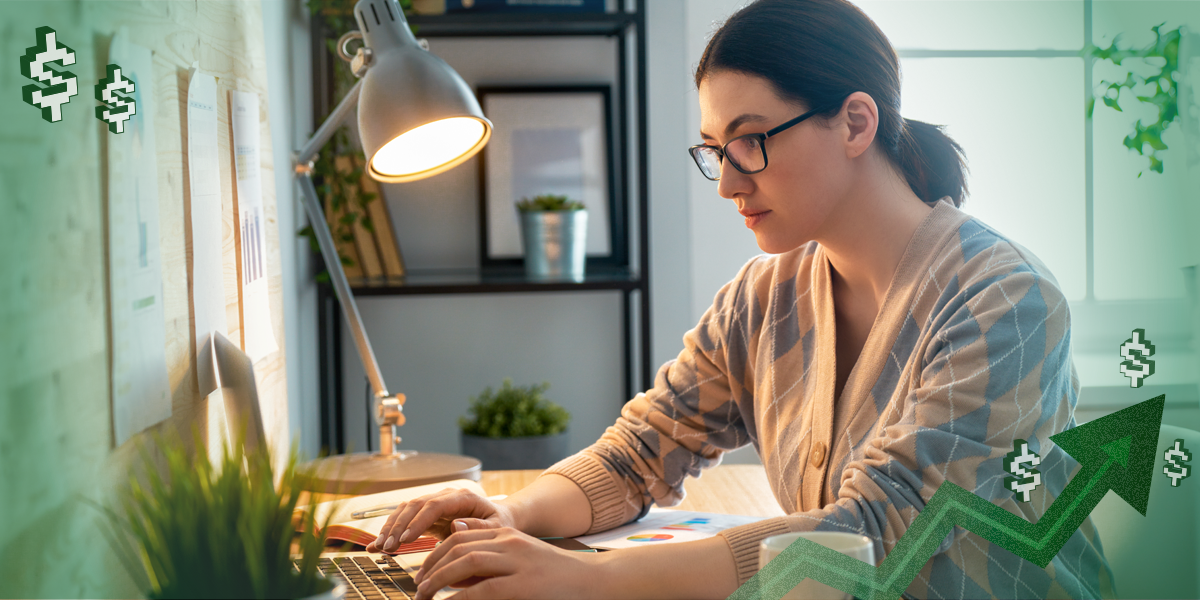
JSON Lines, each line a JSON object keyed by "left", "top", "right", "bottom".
{"left": 688, "top": 100, "right": 842, "bottom": 181}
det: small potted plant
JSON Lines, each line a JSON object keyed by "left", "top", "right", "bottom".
{"left": 94, "top": 430, "right": 343, "bottom": 600}
{"left": 516, "top": 194, "right": 588, "bottom": 282}
{"left": 459, "top": 378, "right": 572, "bottom": 470}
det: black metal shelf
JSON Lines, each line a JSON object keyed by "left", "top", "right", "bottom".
{"left": 349, "top": 266, "right": 641, "bottom": 296}
{"left": 312, "top": 2, "right": 650, "bottom": 455}
{"left": 408, "top": 12, "right": 637, "bottom": 37}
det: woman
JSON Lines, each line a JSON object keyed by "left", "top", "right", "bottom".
{"left": 367, "top": 1, "right": 1113, "bottom": 597}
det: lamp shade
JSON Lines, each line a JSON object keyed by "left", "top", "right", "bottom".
{"left": 354, "top": 0, "right": 492, "bottom": 182}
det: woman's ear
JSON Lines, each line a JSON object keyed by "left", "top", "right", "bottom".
{"left": 841, "top": 91, "right": 879, "bottom": 159}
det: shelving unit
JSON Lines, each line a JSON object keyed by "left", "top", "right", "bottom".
{"left": 311, "top": 1, "right": 651, "bottom": 454}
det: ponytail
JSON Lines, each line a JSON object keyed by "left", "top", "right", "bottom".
{"left": 894, "top": 118, "right": 969, "bottom": 207}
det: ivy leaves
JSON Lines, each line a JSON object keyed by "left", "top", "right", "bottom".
{"left": 1084, "top": 23, "right": 1182, "bottom": 177}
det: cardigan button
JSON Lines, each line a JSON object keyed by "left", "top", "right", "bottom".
{"left": 811, "top": 442, "right": 827, "bottom": 468}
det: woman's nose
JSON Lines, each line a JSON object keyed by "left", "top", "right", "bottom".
{"left": 717, "top": 162, "right": 752, "bottom": 199}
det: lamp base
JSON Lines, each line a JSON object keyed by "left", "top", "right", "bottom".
{"left": 303, "top": 451, "right": 482, "bottom": 495}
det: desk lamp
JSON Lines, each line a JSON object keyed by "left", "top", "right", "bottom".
{"left": 294, "top": 0, "right": 491, "bottom": 494}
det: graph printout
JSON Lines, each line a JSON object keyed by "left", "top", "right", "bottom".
{"left": 230, "top": 90, "right": 277, "bottom": 362}
{"left": 187, "top": 63, "right": 227, "bottom": 396}
{"left": 575, "top": 508, "right": 765, "bottom": 550}
{"left": 107, "top": 30, "right": 170, "bottom": 445}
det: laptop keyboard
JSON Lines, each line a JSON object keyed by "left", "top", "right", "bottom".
{"left": 306, "top": 555, "right": 421, "bottom": 600}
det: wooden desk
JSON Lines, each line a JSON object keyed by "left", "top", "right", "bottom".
{"left": 481, "top": 464, "right": 786, "bottom": 518}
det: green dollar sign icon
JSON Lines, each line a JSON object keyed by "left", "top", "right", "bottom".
{"left": 95, "top": 64, "right": 136, "bottom": 134}
{"left": 1004, "top": 438, "right": 1042, "bottom": 502}
{"left": 19, "top": 26, "right": 79, "bottom": 123}
{"left": 1119, "top": 328, "right": 1156, "bottom": 388}
{"left": 1164, "top": 439, "right": 1192, "bottom": 487}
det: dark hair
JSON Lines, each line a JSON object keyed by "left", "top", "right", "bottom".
{"left": 694, "top": 0, "right": 968, "bottom": 206}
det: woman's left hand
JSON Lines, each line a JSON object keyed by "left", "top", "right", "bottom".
{"left": 412, "top": 522, "right": 606, "bottom": 600}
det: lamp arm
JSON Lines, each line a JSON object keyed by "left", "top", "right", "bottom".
{"left": 295, "top": 172, "right": 390, "bottom": 403}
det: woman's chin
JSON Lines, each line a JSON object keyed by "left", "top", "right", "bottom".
{"left": 754, "top": 234, "right": 807, "bottom": 255}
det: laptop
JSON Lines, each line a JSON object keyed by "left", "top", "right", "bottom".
{"left": 212, "top": 332, "right": 596, "bottom": 599}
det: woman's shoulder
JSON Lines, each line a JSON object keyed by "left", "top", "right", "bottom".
{"left": 923, "top": 208, "right": 1072, "bottom": 333}
{"left": 947, "top": 214, "right": 1064, "bottom": 292}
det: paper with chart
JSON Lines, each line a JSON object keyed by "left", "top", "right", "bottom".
{"left": 107, "top": 29, "right": 171, "bottom": 445}
{"left": 575, "top": 508, "right": 766, "bottom": 549}
{"left": 230, "top": 90, "right": 277, "bottom": 363}
{"left": 187, "top": 63, "right": 227, "bottom": 396}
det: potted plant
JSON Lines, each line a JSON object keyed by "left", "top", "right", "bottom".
{"left": 94, "top": 431, "right": 343, "bottom": 600}
{"left": 459, "top": 378, "right": 572, "bottom": 470}
{"left": 516, "top": 194, "right": 588, "bottom": 282}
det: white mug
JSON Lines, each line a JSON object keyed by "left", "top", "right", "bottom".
{"left": 758, "top": 532, "right": 876, "bottom": 600}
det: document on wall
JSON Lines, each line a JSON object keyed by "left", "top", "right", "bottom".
{"left": 230, "top": 90, "right": 278, "bottom": 363}
{"left": 187, "top": 63, "right": 227, "bottom": 396}
{"left": 107, "top": 29, "right": 171, "bottom": 445}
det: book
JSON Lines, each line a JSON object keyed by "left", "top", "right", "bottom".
{"left": 297, "top": 478, "right": 488, "bottom": 549}
{"left": 356, "top": 157, "right": 407, "bottom": 280}
{"left": 335, "top": 156, "right": 385, "bottom": 281}
{"left": 574, "top": 507, "right": 767, "bottom": 550}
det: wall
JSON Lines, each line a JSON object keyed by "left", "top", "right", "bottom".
{"left": 0, "top": 2, "right": 289, "bottom": 596}
{"left": 262, "top": 0, "right": 322, "bottom": 460}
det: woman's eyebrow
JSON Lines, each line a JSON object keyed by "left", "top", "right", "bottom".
{"left": 700, "top": 113, "right": 770, "bottom": 141}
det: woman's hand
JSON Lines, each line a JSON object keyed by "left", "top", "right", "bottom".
{"left": 411, "top": 523, "right": 606, "bottom": 600}
{"left": 364, "top": 488, "right": 518, "bottom": 553}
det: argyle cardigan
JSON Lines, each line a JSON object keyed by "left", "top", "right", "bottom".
{"left": 542, "top": 200, "right": 1114, "bottom": 599}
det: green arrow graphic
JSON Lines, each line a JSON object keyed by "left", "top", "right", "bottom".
{"left": 731, "top": 394, "right": 1165, "bottom": 600}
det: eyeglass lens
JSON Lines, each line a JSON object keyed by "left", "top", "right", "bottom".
{"left": 693, "top": 135, "right": 766, "bottom": 180}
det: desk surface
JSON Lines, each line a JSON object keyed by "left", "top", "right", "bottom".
{"left": 481, "top": 464, "right": 786, "bottom": 518}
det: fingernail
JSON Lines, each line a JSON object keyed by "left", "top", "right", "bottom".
{"left": 453, "top": 520, "right": 467, "bottom": 532}
{"left": 414, "top": 567, "right": 424, "bottom": 584}
{"left": 383, "top": 535, "right": 396, "bottom": 552}
{"left": 399, "top": 528, "right": 411, "bottom": 544}
{"left": 373, "top": 534, "right": 386, "bottom": 547}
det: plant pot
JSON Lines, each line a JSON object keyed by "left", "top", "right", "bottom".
{"left": 520, "top": 210, "right": 587, "bottom": 282}
{"left": 460, "top": 430, "right": 570, "bottom": 470}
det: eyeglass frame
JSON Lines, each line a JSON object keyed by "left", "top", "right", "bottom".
{"left": 688, "top": 98, "right": 846, "bottom": 181}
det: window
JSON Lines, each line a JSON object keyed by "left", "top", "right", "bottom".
{"left": 856, "top": 0, "right": 1199, "bottom": 392}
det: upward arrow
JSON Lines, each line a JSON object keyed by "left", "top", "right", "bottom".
{"left": 732, "top": 394, "right": 1165, "bottom": 600}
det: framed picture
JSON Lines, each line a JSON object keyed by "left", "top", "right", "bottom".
{"left": 477, "top": 85, "right": 624, "bottom": 270}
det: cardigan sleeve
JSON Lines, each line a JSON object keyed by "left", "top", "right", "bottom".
{"left": 538, "top": 257, "right": 763, "bottom": 534}
{"left": 717, "top": 266, "right": 1081, "bottom": 588}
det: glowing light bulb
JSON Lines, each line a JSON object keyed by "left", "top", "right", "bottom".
{"left": 370, "top": 117, "right": 488, "bottom": 180}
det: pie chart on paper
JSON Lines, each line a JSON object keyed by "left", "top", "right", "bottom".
{"left": 627, "top": 534, "right": 674, "bottom": 542}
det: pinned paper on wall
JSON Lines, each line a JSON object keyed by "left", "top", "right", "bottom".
{"left": 230, "top": 90, "right": 278, "bottom": 363}
{"left": 187, "top": 62, "right": 227, "bottom": 396}
{"left": 107, "top": 29, "right": 171, "bottom": 446}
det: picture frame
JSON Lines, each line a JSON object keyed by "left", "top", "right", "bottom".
{"left": 476, "top": 84, "right": 624, "bottom": 271}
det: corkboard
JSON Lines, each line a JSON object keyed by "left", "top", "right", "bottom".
{"left": 97, "top": 0, "right": 290, "bottom": 459}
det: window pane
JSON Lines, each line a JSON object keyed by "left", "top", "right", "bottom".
{"left": 900, "top": 57, "right": 1087, "bottom": 300}
{"left": 1091, "top": 58, "right": 1194, "bottom": 300}
{"left": 1092, "top": 1, "right": 1200, "bottom": 49}
{"left": 855, "top": 0, "right": 1083, "bottom": 51}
